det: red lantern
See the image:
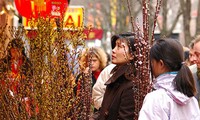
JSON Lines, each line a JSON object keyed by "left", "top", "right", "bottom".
{"left": 14, "top": 0, "right": 32, "bottom": 18}
{"left": 14, "top": 0, "right": 68, "bottom": 18}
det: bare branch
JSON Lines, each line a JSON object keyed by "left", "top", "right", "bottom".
{"left": 167, "top": 7, "right": 182, "bottom": 36}
{"left": 151, "top": 0, "right": 162, "bottom": 43}
{"left": 127, "top": 0, "right": 135, "bottom": 31}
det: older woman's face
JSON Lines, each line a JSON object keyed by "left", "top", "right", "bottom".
{"left": 111, "top": 39, "right": 133, "bottom": 65}
{"left": 91, "top": 55, "right": 101, "bottom": 72}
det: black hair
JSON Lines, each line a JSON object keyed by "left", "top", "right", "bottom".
{"left": 150, "top": 38, "right": 196, "bottom": 97}
{"left": 184, "top": 50, "right": 189, "bottom": 61}
{"left": 111, "top": 32, "right": 136, "bottom": 54}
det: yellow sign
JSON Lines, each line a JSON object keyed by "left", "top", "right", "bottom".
{"left": 23, "top": 6, "right": 84, "bottom": 29}
{"left": 64, "top": 6, "right": 84, "bottom": 28}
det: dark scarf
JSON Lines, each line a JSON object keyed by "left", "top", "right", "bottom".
{"left": 105, "top": 64, "right": 135, "bottom": 85}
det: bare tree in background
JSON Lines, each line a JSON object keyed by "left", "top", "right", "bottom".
{"left": 70, "top": 0, "right": 200, "bottom": 46}
{"left": 114, "top": 0, "right": 141, "bottom": 33}
{"left": 157, "top": 0, "right": 182, "bottom": 38}
{"left": 149, "top": 0, "right": 199, "bottom": 46}
{"left": 180, "top": 0, "right": 192, "bottom": 46}
{"left": 196, "top": 1, "right": 200, "bottom": 36}
{"left": 177, "top": 0, "right": 200, "bottom": 45}
{"left": 71, "top": 0, "right": 141, "bottom": 34}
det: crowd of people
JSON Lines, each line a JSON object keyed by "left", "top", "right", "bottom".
{"left": 91, "top": 34, "right": 200, "bottom": 120}
{"left": 1, "top": 33, "right": 200, "bottom": 119}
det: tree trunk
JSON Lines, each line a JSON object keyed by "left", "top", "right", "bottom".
{"left": 196, "top": 0, "right": 200, "bottom": 35}
{"left": 160, "top": 0, "right": 168, "bottom": 37}
{"left": 180, "top": 0, "right": 192, "bottom": 46}
{"left": 156, "top": 0, "right": 182, "bottom": 39}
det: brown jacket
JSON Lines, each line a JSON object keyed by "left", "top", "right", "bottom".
{"left": 98, "top": 64, "right": 135, "bottom": 120}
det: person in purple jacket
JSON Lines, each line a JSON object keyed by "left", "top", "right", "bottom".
{"left": 139, "top": 38, "right": 200, "bottom": 120}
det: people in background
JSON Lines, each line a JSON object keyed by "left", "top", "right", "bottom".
{"left": 189, "top": 40, "right": 196, "bottom": 66}
{"left": 183, "top": 46, "right": 190, "bottom": 66}
{"left": 189, "top": 35, "right": 200, "bottom": 106}
{"left": 75, "top": 47, "right": 108, "bottom": 95}
{"left": 139, "top": 38, "right": 200, "bottom": 120}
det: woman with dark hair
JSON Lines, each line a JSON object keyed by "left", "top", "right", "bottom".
{"left": 139, "top": 38, "right": 200, "bottom": 119}
{"left": 95, "top": 32, "right": 149, "bottom": 120}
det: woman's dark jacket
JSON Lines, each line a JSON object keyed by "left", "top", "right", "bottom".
{"left": 98, "top": 64, "right": 135, "bottom": 120}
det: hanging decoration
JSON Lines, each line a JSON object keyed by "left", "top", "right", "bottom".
{"left": 14, "top": 0, "right": 68, "bottom": 18}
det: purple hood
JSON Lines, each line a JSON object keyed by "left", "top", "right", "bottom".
{"left": 153, "top": 73, "right": 191, "bottom": 106}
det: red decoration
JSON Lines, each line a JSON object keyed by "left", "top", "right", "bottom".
{"left": 14, "top": 0, "right": 68, "bottom": 18}
{"left": 84, "top": 29, "right": 103, "bottom": 40}
{"left": 27, "top": 29, "right": 104, "bottom": 41}
{"left": 14, "top": 0, "right": 32, "bottom": 18}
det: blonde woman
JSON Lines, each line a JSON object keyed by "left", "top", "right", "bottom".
{"left": 75, "top": 47, "right": 108, "bottom": 94}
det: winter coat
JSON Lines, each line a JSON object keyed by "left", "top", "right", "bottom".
{"left": 92, "top": 64, "right": 116, "bottom": 110}
{"left": 97, "top": 64, "right": 135, "bottom": 120}
{"left": 139, "top": 73, "right": 200, "bottom": 120}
